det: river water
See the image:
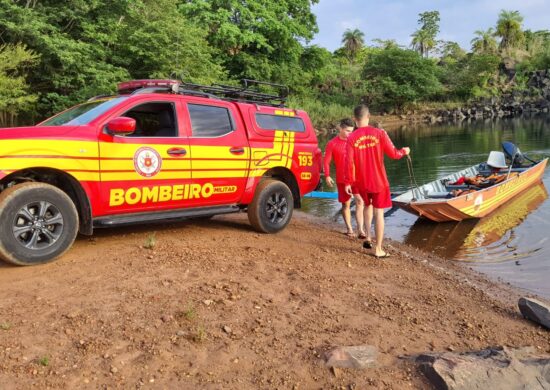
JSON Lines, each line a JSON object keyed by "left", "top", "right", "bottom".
{"left": 303, "top": 115, "right": 550, "bottom": 298}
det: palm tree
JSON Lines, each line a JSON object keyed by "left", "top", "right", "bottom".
{"left": 341, "top": 28, "right": 365, "bottom": 60}
{"left": 372, "top": 38, "right": 400, "bottom": 50}
{"left": 495, "top": 10, "right": 524, "bottom": 50}
{"left": 411, "top": 29, "right": 435, "bottom": 57}
{"left": 471, "top": 28, "right": 498, "bottom": 54}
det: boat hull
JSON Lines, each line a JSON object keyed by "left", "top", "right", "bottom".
{"left": 395, "top": 158, "right": 548, "bottom": 222}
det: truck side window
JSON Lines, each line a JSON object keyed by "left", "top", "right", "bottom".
{"left": 188, "top": 104, "right": 234, "bottom": 137}
{"left": 123, "top": 102, "right": 177, "bottom": 137}
{"left": 255, "top": 113, "right": 305, "bottom": 132}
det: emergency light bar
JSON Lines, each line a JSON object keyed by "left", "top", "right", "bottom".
{"left": 117, "top": 79, "right": 179, "bottom": 94}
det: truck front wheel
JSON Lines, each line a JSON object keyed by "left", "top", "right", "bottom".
{"left": 248, "top": 179, "right": 294, "bottom": 233}
{"left": 0, "top": 183, "right": 78, "bottom": 266}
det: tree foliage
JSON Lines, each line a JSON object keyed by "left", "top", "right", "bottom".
{"left": 0, "top": 0, "right": 223, "bottom": 118}
{"left": 471, "top": 28, "right": 498, "bottom": 54}
{"left": 411, "top": 11, "right": 440, "bottom": 57}
{"left": 440, "top": 54, "right": 500, "bottom": 99}
{"left": 496, "top": 10, "right": 525, "bottom": 51}
{"left": 180, "top": 0, "right": 319, "bottom": 83}
{"left": 363, "top": 48, "right": 442, "bottom": 109}
{"left": 0, "top": 3, "right": 549, "bottom": 127}
{"left": 0, "top": 44, "right": 39, "bottom": 126}
{"left": 342, "top": 28, "right": 365, "bottom": 60}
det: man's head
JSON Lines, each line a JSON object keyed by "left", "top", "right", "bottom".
{"left": 353, "top": 104, "right": 370, "bottom": 128}
{"left": 337, "top": 118, "right": 354, "bottom": 139}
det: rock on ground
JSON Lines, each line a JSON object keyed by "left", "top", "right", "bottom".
{"left": 325, "top": 345, "right": 378, "bottom": 369}
{"left": 518, "top": 297, "right": 550, "bottom": 330}
{"left": 416, "top": 346, "right": 550, "bottom": 390}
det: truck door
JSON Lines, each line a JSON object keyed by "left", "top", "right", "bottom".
{"left": 98, "top": 98, "right": 192, "bottom": 215}
{"left": 183, "top": 100, "right": 250, "bottom": 206}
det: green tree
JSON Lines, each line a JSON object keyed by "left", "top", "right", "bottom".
{"left": 419, "top": 11, "right": 440, "bottom": 36}
{"left": 113, "top": 0, "right": 224, "bottom": 83}
{"left": 411, "top": 11, "right": 440, "bottom": 57}
{"left": 341, "top": 28, "right": 365, "bottom": 60}
{"left": 0, "top": 44, "right": 39, "bottom": 126}
{"left": 441, "top": 54, "right": 500, "bottom": 99}
{"left": 471, "top": 28, "right": 498, "bottom": 54}
{"left": 438, "top": 41, "right": 466, "bottom": 66}
{"left": 180, "top": 0, "right": 319, "bottom": 83}
{"left": 363, "top": 48, "right": 442, "bottom": 110}
{"left": 495, "top": 10, "right": 525, "bottom": 51}
{"left": 372, "top": 38, "right": 401, "bottom": 50}
{"left": 0, "top": 0, "right": 223, "bottom": 119}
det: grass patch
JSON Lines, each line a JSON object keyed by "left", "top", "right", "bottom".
{"left": 143, "top": 233, "right": 156, "bottom": 250}
{"left": 193, "top": 325, "right": 207, "bottom": 343}
{"left": 38, "top": 356, "right": 49, "bottom": 366}
{"left": 175, "top": 302, "right": 197, "bottom": 321}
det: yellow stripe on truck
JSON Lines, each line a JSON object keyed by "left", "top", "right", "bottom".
{"left": 0, "top": 140, "right": 99, "bottom": 157}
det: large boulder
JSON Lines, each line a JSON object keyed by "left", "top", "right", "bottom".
{"left": 518, "top": 297, "right": 550, "bottom": 329}
{"left": 416, "top": 346, "right": 550, "bottom": 390}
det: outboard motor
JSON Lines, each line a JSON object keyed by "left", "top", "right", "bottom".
{"left": 502, "top": 142, "right": 524, "bottom": 167}
{"left": 502, "top": 142, "right": 538, "bottom": 167}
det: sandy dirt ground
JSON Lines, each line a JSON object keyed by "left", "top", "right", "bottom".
{"left": 1, "top": 212, "right": 549, "bottom": 389}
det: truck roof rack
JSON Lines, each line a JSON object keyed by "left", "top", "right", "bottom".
{"left": 179, "top": 79, "right": 288, "bottom": 107}
{"left": 117, "top": 78, "right": 289, "bottom": 107}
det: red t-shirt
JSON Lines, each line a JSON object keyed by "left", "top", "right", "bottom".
{"left": 323, "top": 136, "right": 350, "bottom": 184}
{"left": 344, "top": 126, "right": 407, "bottom": 192}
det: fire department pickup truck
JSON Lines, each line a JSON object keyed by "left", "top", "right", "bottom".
{"left": 0, "top": 79, "right": 321, "bottom": 265}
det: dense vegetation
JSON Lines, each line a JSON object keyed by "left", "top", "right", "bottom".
{"left": 0, "top": 1, "right": 549, "bottom": 127}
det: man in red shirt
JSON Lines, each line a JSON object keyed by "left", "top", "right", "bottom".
{"left": 345, "top": 105, "right": 410, "bottom": 258}
{"left": 324, "top": 118, "right": 366, "bottom": 238}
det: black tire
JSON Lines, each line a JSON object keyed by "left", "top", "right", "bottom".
{"left": 248, "top": 179, "right": 294, "bottom": 233}
{"left": 0, "top": 182, "right": 79, "bottom": 266}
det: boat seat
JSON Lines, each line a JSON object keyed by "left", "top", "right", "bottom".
{"left": 445, "top": 184, "right": 470, "bottom": 190}
{"left": 445, "top": 184, "right": 480, "bottom": 191}
{"left": 478, "top": 167, "right": 528, "bottom": 175}
{"left": 426, "top": 191, "right": 452, "bottom": 199}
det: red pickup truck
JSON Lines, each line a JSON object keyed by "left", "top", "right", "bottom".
{"left": 0, "top": 79, "right": 321, "bottom": 265}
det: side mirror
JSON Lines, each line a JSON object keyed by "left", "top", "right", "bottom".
{"left": 106, "top": 117, "right": 136, "bottom": 136}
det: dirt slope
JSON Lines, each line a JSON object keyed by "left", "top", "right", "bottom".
{"left": 1, "top": 212, "right": 548, "bottom": 389}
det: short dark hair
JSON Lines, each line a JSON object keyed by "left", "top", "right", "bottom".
{"left": 353, "top": 104, "right": 370, "bottom": 121}
{"left": 338, "top": 118, "right": 354, "bottom": 128}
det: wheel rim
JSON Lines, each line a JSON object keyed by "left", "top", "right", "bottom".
{"left": 12, "top": 201, "right": 64, "bottom": 250}
{"left": 265, "top": 191, "right": 288, "bottom": 224}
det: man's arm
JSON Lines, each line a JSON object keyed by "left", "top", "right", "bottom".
{"left": 323, "top": 140, "right": 335, "bottom": 186}
{"left": 344, "top": 137, "right": 355, "bottom": 186}
{"left": 381, "top": 130, "right": 409, "bottom": 159}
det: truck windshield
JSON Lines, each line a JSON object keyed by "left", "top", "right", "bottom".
{"left": 40, "top": 97, "right": 127, "bottom": 126}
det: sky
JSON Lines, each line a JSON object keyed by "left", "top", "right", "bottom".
{"left": 310, "top": 0, "right": 550, "bottom": 52}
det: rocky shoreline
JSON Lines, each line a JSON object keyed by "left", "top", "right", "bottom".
{"left": 402, "top": 70, "right": 550, "bottom": 126}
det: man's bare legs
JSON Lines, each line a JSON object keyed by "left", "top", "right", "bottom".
{"left": 355, "top": 195, "right": 365, "bottom": 237}
{"left": 364, "top": 204, "right": 373, "bottom": 243}
{"left": 342, "top": 200, "right": 353, "bottom": 234}
{"left": 373, "top": 207, "right": 386, "bottom": 256}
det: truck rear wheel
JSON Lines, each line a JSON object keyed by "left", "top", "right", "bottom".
{"left": 0, "top": 183, "right": 78, "bottom": 266}
{"left": 248, "top": 179, "right": 294, "bottom": 233}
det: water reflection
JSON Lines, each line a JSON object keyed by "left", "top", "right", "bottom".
{"left": 403, "top": 184, "right": 548, "bottom": 261}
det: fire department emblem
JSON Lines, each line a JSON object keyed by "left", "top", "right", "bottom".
{"left": 134, "top": 147, "right": 162, "bottom": 177}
